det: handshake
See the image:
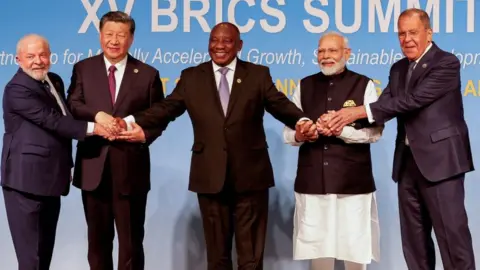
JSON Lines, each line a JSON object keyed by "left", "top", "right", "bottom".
{"left": 295, "top": 110, "right": 349, "bottom": 142}
{"left": 92, "top": 111, "right": 146, "bottom": 143}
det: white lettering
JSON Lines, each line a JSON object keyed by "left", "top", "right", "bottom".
{"left": 152, "top": 0, "right": 178, "bottom": 32}
{"left": 184, "top": 0, "right": 210, "bottom": 32}
{"left": 228, "top": 0, "right": 255, "bottom": 33}
{"left": 79, "top": 0, "right": 135, "bottom": 33}
{"left": 260, "top": 0, "right": 286, "bottom": 33}
{"left": 78, "top": 0, "right": 103, "bottom": 33}
{"left": 335, "top": 0, "right": 361, "bottom": 33}
{"left": 368, "top": 0, "right": 400, "bottom": 32}
{"left": 303, "top": 0, "right": 329, "bottom": 33}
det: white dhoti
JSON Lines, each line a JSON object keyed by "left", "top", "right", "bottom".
{"left": 292, "top": 192, "right": 380, "bottom": 264}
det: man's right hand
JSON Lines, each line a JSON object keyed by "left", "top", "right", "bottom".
{"left": 295, "top": 119, "right": 318, "bottom": 142}
{"left": 95, "top": 111, "right": 121, "bottom": 135}
{"left": 93, "top": 123, "right": 115, "bottom": 141}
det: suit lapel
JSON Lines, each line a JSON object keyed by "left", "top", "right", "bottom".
{"left": 95, "top": 55, "right": 114, "bottom": 113}
{"left": 396, "top": 59, "right": 409, "bottom": 95}
{"left": 226, "top": 60, "right": 248, "bottom": 119}
{"left": 407, "top": 43, "right": 438, "bottom": 92}
{"left": 113, "top": 55, "right": 136, "bottom": 114}
{"left": 50, "top": 77, "right": 72, "bottom": 117}
{"left": 202, "top": 61, "right": 225, "bottom": 117}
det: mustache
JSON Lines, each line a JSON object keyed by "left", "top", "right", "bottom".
{"left": 320, "top": 59, "right": 337, "bottom": 64}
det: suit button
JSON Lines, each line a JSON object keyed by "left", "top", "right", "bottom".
{"left": 327, "top": 97, "right": 332, "bottom": 101}
{"left": 224, "top": 127, "right": 228, "bottom": 131}
{"left": 324, "top": 145, "right": 328, "bottom": 150}
{"left": 323, "top": 161, "right": 328, "bottom": 166}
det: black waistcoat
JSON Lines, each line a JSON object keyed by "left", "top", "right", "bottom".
{"left": 295, "top": 69, "right": 376, "bottom": 195}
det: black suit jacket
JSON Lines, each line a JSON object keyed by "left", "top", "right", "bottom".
{"left": 369, "top": 42, "right": 474, "bottom": 182}
{"left": 66, "top": 54, "right": 165, "bottom": 194}
{"left": 134, "top": 59, "right": 306, "bottom": 193}
{"left": 1, "top": 69, "right": 87, "bottom": 196}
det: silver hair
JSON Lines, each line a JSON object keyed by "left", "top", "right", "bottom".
{"left": 319, "top": 31, "right": 349, "bottom": 48}
{"left": 16, "top": 34, "right": 50, "bottom": 55}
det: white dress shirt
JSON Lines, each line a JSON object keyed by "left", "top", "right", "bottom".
{"left": 44, "top": 75, "right": 67, "bottom": 116}
{"left": 212, "top": 57, "right": 237, "bottom": 93}
{"left": 87, "top": 54, "right": 134, "bottom": 133}
{"left": 283, "top": 80, "right": 383, "bottom": 146}
{"left": 44, "top": 75, "right": 95, "bottom": 134}
{"left": 365, "top": 43, "right": 433, "bottom": 145}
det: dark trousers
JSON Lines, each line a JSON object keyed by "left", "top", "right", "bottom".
{"left": 197, "top": 180, "right": 269, "bottom": 270}
{"left": 82, "top": 157, "right": 148, "bottom": 270}
{"left": 3, "top": 186, "right": 60, "bottom": 270}
{"left": 398, "top": 147, "right": 475, "bottom": 270}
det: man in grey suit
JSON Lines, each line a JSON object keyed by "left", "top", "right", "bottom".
{"left": 323, "top": 8, "right": 475, "bottom": 270}
{"left": 1, "top": 34, "right": 108, "bottom": 270}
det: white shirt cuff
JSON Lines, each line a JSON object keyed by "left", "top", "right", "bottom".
{"left": 123, "top": 115, "right": 136, "bottom": 131}
{"left": 87, "top": 122, "right": 95, "bottom": 135}
{"left": 365, "top": 103, "right": 375, "bottom": 124}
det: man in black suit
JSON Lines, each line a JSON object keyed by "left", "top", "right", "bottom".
{"left": 1, "top": 34, "right": 107, "bottom": 270}
{"left": 115, "top": 22, "right": 317, "bottom": 269}
{"left": 66, "top": 11, "right": 165, "bottom": 270}
{"left": 324, "top": 8, "right": 475, "bottom": 270}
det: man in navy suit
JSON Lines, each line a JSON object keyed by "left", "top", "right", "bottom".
{"left": 1, "top": 34, "right": 108, "bottom": 270}
{"left": 324, "top": 8, "right": 475, "bottom": 270}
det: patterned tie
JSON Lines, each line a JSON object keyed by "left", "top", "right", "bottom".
{"left": 108, "top": 65, "right": 117, "bottom": 104}
{"left": 405, "top": 61, "right": 416, "bottom": 89}
{"left": 218, "top": 67, "right": 230, "bottom": 115}
{"left": 42, "top": 81, "right": 67, "bottom": 115}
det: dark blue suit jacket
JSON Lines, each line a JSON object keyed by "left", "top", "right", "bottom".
{"left": 369, "top": 42, "right": 474, "bottom": 182}
{"left": 1, "top": 68, "right": 88, "bottom": 196}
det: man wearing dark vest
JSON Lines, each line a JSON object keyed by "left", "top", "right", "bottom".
{"left": 283, "top": 32, "right": 383, "bottom": 270}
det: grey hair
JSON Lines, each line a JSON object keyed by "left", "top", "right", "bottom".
{"left": 16, "top": 34, "right": 50, "bottom": 55}
{"left": 319, "top": 31, "right": 349, "bottom": 48}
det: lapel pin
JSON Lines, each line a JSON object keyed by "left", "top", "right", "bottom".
{"left": 134, "top": 68, "right": 139, "bottom": 73}
{"left": 237, "top": 78, "right": 242, "bottom": 84}
{"left": 422, "top": 63, "right": 427, "bottom": 68}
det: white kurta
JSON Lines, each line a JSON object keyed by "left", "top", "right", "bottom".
{"left": 283, "top": 78, "right": 383, "bottom": 264}
{"left": 292, "top": 192, "right": 380, "bottom": 263}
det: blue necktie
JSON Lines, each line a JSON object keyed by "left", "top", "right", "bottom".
{"left": 405, "top": 61, "right": 416, "bottom": 89}
{"left": 218, "top": 67, "right": 230, "bottom": 115}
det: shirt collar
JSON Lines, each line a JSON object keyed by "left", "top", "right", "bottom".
{"left": 104, "top": 54, "right": 128, "bottom": 70}
{"left": 414, "top": 42, "right": 432, "bottom": 64}
{"left": 212, "top": 57, "right": 237, "bottom": 73}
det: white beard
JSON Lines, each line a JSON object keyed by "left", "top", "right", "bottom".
{"left": 319, "top": 57, "right": 346, "bottom": 76}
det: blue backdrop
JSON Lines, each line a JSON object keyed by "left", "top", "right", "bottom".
{"left": 0, "top": 1, "right": 479, "bottom": 269}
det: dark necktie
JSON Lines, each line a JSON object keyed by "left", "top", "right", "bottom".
{"left": 108, "top": 65, "right": 117, "bottom": 104}
{"left": 42, "top": 81, "right": 67, "bottom": 115}
{"left": 405, "top": 61, "right": 416, "bottom": 89}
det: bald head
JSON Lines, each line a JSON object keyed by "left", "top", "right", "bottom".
{"left": 211, "top": 22, "right": 240, "bottom": 39}
{"left": 16, "top": 34, "right": 51, "bottom": 81}
{"left": 208, "top": 22, "right": 243, "bottom": 66}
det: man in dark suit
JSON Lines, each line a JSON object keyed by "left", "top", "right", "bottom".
{"left": 66, "top": 11, "right": 165, "bottom": 270}
{"left": 116, "top": 22, "right": 317, "bottom": 269}
{"left": 324, "top": 8, "right": 475, "bottom": 270}
{"left": 1, "top": 34, "right": 107, "bottom": 270}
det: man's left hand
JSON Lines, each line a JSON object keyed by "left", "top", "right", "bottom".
{"left": 116, "top": 122, "right": 146, "bottom": 143}
{"left": 326, "top": 106, "right": 366, "bottom": 132}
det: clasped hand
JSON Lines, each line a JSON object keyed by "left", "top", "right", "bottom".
{"left": 93, "top": 112, "right": 146, "bottom": 143}
{"left": 295, "top": 108, "right": 359, "bottom": 142}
